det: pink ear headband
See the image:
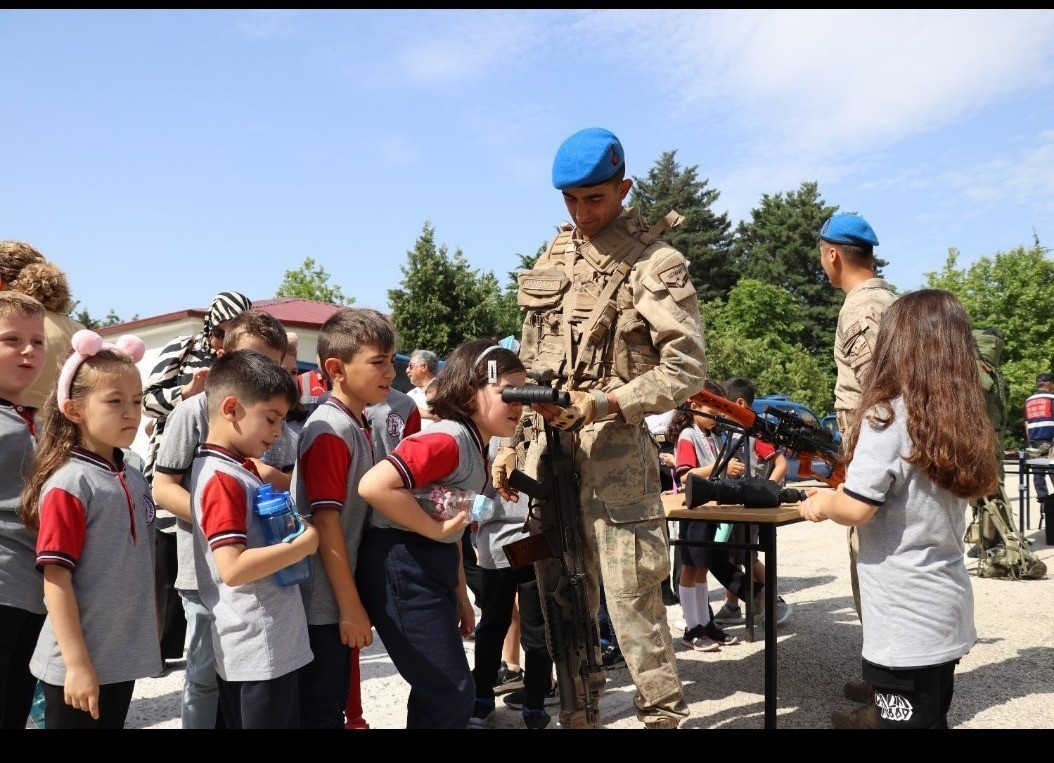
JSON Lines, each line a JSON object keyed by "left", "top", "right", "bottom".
{"left": 57, "top": 329, "right": 147, "bottom": 407}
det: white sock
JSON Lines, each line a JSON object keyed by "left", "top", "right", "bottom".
{"left": 679, "top": 584, "right": 698, "bottom": 629}
{"left": 694, "top": 582, "right": 711, "bottom": 628}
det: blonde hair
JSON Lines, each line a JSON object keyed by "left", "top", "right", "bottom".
{"left": 9, "top": 261, "right": 73, "bottom": 314}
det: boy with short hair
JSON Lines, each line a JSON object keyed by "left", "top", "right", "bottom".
{"left": 152, "top": 309, "right": 296, "bottom": 729}
{"left": 292, "top": 307, "right": 397, "bottom": 729}
{"left": 0, "top": 292, "right": 46, "bottom": 728}
{"left": 189, "top": 349, "right": 317, "bottom": 729}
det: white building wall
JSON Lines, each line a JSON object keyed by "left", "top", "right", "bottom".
{"left": 127, "top": 318, "right": 321, "bottom": 461}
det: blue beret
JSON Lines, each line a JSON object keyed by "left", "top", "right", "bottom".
{"left": 552, "top": 128, "right": 625, "bottom": 190}
{"left": 818, "top": 213, "right": 879, "bottom": 247}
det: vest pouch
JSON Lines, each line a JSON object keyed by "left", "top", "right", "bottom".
{"left": 519, "top": 268, "right": 571, "bottom": 375}
{"left": 613, "top": 309, "right": 660, "bottom": 382}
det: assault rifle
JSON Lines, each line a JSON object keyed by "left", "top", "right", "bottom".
{"left": 497, "top": 384, "right": 603, "bottom": 726}
{"left": 680, "top": 388, "right": 845, "bottom": 488}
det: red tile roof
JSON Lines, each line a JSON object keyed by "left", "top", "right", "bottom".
{"left": 98, "top": 298, "right": 353, "bottom": 336}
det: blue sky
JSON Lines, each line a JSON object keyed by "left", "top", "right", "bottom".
{"left": 4, "top": 9, "right": 1054, "bottom": 323}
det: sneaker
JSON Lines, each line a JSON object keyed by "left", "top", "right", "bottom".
{"left": 522, "top": 706, "right": 551, "bottom": 729}
{"left": 844, "top": 680, "right": 874, "bottom": 704}
{"left": 602, "top": 643, "right": 627, "bottom": 669}
{"left": 503, "top": 683, "right": 559, "bottom": 710}
{"left": 713, "top": 602, "right": 743, "bottom": 625}
{"left": 702, "top": 620, "right": 739, "bottom": 646}
{"left": 831, "top": 699, "right": 882, "bottom": 729}
{"left": 494, "top": 661, "right": 524, "bottom": 694}
{"left": 469, "top": 697, "right": 494, "bottom": 729}
{"left": 681, "top": 625, "right": 721, "bottom": 652}
{"left": 761, "top": 596, "right": 792, "bottom": 627}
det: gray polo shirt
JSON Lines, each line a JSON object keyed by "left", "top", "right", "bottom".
{"left": 365, "top": 387, "right": 422, "bottom": 460}
{"left": 381, "top": 418, "right": 487, "bottom": 545}
{"left": 843, "top": 396, "right": 977, "bottom": 669}
{"left": 191, "top": 444, "right": 312, "bottom": 682}
{"left": 0, "top": 400, "right": 44, "bottom": 614}
{"left": 292, "top": 396, "right": 377, "bottom": 624}
{"left": 155, "top": 393, "right": 297, "bottom": 592}
{"left": 31, "top": 448, "right": 162, "bottom": 684}
{"left": 477, "top": 438, "right": 530, "bottom": 569}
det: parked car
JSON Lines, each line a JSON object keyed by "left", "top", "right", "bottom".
{"left": 820, "top": 413, "right": 841, "bottom": 444}
{"left": 751, "top": 394, "right": 835, "bottom": 482}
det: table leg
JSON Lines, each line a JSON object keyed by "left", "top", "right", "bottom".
{"left": 762, "top": 523, "right": 777, "bottom": 730}
{"left": 744, "top": 531, "right": 755, "bottom": 644}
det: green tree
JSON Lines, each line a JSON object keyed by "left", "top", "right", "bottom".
{"left": 68, "top": 301, "right": 130, "bottom": 330}
{"left": 730, "top": 182, "right": 841, "bottom": 359}
{"left": 275, "top": 257, "right": 354, "bottom": 305}
{"left": 631, "top": 150, "right": 735, "bottom": 304}
{"left": 701, "top": 279, "right": 834, "bottom": 415}
{"left": 926, "top": 244, "right": 1054, "bottom": 444}
{"left": 388, "top": 223, "right": 515, "bottom": 357}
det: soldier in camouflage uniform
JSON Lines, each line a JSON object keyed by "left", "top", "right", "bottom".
{"left": 818, "top": 212, "right": 897, "bottom": 729}
{"left": 493, "top": 128, "right": 707, "bottom": 729}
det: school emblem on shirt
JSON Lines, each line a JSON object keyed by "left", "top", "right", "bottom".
{"left": 386, "top": 412, "right": 406, "bottom": 440}
{"left": 142, "top": 492, "right": 157, "bottom": 527}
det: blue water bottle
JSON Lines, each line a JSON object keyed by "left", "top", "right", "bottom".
{"left": 252, "top": 484, "right": 312, "bottom": 586}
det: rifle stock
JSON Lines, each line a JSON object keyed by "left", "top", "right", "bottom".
{"left": 685, "top": 388, "right": 845, "bottom": 488}
{"left": 499, "top": 422, "right": 603, "bottom": 725}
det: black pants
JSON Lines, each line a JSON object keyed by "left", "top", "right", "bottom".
{"left": 357, "top": 528, "right": 473, "bottom": 729}
{"left": 298, "top": 624, "right": 351, "bottom": 729}
{"left": 461, "top": 532, "right": 484, "bottom": 604}
{"left": 154, "top": 530, "right": 186, "bottom": 660}
{"left": 217, "top": 669, "right": 300, "bottom": 729}
{"left": 0, "top": 604, "right": 46, "bottom": 729}
{"left": 862, "top": 658, "right": 959, "bottom": 729}
{"left": 41, "top": 680, "right": 134, "bottom": 729}
{"left": 678, "top": 520, "right": 762, "bottom": 601}
{"left": 472, "top": 565, "right": 553, "bottom": 710}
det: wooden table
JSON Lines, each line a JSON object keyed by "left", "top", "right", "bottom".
{"left": 663, "top": 492, "right": 805, "bottom": 729}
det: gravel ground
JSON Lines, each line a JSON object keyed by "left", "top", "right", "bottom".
{"left": 105, "top": 476, "right": 1054, "bottom": 732}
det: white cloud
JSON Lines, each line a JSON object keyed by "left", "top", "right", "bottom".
{"left": 573, "top": 10, "right": 1054, "bottom": 159}
{"left": 233, "top": 10, "right": 299, "bottom": 40}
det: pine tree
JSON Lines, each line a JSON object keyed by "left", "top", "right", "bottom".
{"left": 630, "top": 150, "right": 734, "bottom": 304}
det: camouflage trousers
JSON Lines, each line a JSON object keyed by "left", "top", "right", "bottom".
{"left": 526, "top": 419, "right": 689, "bottom": 729}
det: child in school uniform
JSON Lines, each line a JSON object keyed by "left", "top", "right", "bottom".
{"left": 669, "top": 378, "right": 741, "bottom": 652}
{"left": 292, "top": 308, "right": 397, "bottom": 729}
{"left": 357, "top": 339, "right": 526, "bottom": 729}
{"left": 0, "top": 292, "right": 46, "bottom": 728}
{"left": 189, "top": 349, "right": 318, "bottom": 729}
{"left": 150, "top": 309, "right": 296, "bottom": 729}
{"left": 22, "top": 329, "right": 160, "bottom": 728}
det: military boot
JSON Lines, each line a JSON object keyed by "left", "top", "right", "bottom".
{"left": 832, "top": 700, "right": 882, "bottom": 729}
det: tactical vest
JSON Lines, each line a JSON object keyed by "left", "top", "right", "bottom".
{"left": 517, "top": 208, "right": 683, "bottom": 391}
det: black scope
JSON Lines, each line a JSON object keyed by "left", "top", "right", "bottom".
{"left": 501, "top": 386, "right": 571, "bottom": 407}
{"left": 684, "top": 476, "right": 808, "bottom": 509}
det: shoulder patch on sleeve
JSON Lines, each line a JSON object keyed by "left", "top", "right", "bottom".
{"left": 646, "top": 258, "right": 696, "bottom": 302}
